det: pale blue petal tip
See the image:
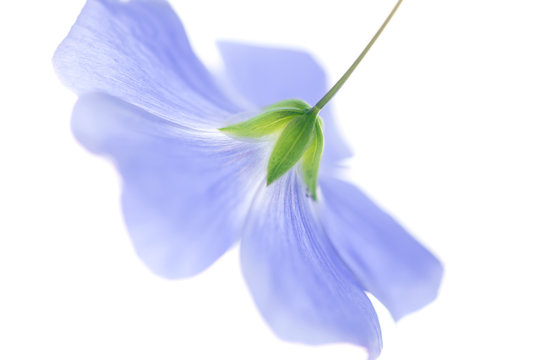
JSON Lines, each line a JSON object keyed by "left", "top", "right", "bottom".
{"left": 320, "top": 177, "right": 444, "bottom": 320}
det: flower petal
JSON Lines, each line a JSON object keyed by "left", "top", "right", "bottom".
{"left": 73, "top": 93, "right": 268, "bottom": 278}
{"left": 217, "top": 41, "right": 352, "bottom": 164}
{"left": 319, "top": 177, "right": 443, "bottom": 320}
{"left": 241, "top": 171, "right": 382, "bottom": 359}
{"left": 54, "top": 0, "right": 238, "bottom": 129}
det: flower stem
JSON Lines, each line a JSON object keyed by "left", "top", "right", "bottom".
{"left": 311, "top": 0, "right": 404, "bottom": 113}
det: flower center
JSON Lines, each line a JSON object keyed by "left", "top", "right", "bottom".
{"left": 220, "top": 99, "right": 323, "bottom": 200}
{"left": 219, "top": 0, "right": 404, "bottom": 200}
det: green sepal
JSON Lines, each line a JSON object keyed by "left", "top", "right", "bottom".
{"left": 267, "top": 112, "right": 318, "bottom": 186}
{"left": 301, "top": 119, "right": 324, "bottom": 200}
{"left": 264, "top": 99, "right": 311, "bottom": 111}
{"left": 219, "top": 108, "right": 304, "bottom": 138}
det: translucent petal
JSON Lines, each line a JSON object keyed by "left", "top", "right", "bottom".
{"left": 54, "top": 0, "right": 238, "bottom": 129}
{"left": 319, "top": 177, "right": 443, "bottom": 320}
{"left": 217, "top": 41, "right": 352, "bottom": 165}
{"left": 241, "top": 171, "right": 382, "bottom": 359}
{"left": 72, "top": 93, "right": 269, "bottom": 278}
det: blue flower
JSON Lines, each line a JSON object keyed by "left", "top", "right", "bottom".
{"left": 54, "top": 0, "right": 443, "bottom": 358}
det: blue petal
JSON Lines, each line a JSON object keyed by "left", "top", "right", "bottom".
{"left": 319, "top": 177, "right": 443, "bottom": 320}
{"left": 241, "top": 171, "right": 382, "bottom": 359}
{"left": 54, "top": 0, "right": 239, "bottom": 129}
{"left": 217, "top": 41, "right": 352, "bottom": 165}
{"left": 72, "top": 93, "right": 268, "bottom": 278}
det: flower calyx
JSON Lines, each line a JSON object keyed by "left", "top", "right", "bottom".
{"left": 220, "top": 99, "right": 324, "bottom": 200}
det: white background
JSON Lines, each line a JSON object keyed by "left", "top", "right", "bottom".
{"left": 1, "top": 0, "right": 539, "bottom": 359}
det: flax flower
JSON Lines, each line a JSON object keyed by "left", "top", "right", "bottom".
{"left": 54, "top": 1, "right": 442, "bottom": 358}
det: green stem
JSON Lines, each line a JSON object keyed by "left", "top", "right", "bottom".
{"left": 311, "top": 0, "right": 404, "bottom": 113}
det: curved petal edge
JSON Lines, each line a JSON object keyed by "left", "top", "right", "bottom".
{"left": 241, "top": 171, "right": 382, "bottom": 359}
{"left": 320, "top": 177, "right": 444, "bottom": 320}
